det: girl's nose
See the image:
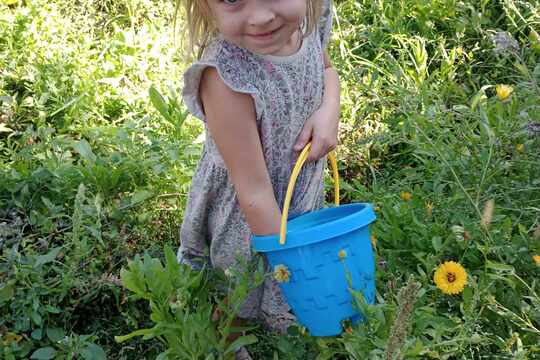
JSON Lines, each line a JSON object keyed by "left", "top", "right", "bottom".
{"left": 248, "top": 6, "right": 276, "bottom": 27}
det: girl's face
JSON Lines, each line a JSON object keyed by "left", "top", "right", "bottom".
{"left": 206, "top": 0, "right": 307, "bottom": 56}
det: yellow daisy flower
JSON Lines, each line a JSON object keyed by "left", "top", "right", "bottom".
{"left": 274, "top": 264, "right": 290, "bottom": 283}
{"left": 533, "top": 255, "right": 540, "bottom": 266}
{"left": 434, "top": 261, "right": 467, "bottom": 295}
{"left": 400, "top": 191, "right": 413, "bottom": 201}
{"left": 495, "top": 84, "right": 513, "bottom": 101}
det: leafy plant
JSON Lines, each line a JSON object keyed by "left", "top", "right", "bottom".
{"left": 115, "top": 245, "right": 265, "bottom": 360}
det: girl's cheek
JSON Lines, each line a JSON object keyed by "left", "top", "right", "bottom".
{"left": 214, "top": 13, "right": 242, "bottom": 38}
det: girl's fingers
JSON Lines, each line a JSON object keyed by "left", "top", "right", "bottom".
{"left": 294, "top": 123, "right": 313, "bottom": 152}
{"left": 308, "top": 138, "right": 336, "bottom": 162}
{"left": 307, "top": 139, "right": 326, "bottom": 162}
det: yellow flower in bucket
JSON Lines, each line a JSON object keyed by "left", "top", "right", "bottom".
{"left": 433, "top": 261, "right": 467, "bottom": 295}
{"left": 274, "top": 264, "right": 291, "bottom": 283}
{"left": 533, "top": 255, "right": 540, "bottom": 266}
{"left": 495, "top": 84, "right": 513, "bottom": 101}
{"left": 338, "top": 249, "right": 347, "bottom": 260}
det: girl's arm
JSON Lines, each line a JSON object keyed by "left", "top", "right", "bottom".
{"left": 199, "top": 67, "right": 282, "bottom": 236}
{"left": 294, "top": 51, "right": 341, "bottom": 161}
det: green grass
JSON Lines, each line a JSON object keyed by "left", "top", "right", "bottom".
{"left": 1, "top": 0, "right": 539, "bottom": 359}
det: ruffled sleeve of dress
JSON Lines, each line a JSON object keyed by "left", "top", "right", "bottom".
{"left": 318, "top": 0, "right": 334, "bottom": 49}
{"left": 182, "top": 38, "right": 267, "bottom": 123}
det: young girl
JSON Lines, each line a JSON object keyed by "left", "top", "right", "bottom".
{"left": 176, "top": 0, "right": 340, "bottom": 342}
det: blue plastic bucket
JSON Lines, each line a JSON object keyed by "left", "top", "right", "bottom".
{"left": 251, "top": 143, "right": 377, "bottom": 336}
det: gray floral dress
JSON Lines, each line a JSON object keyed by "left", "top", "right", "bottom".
{"left": 177, "top": 0, "right": 333, "bottom": 333}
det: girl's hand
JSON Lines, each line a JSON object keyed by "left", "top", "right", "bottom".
{"left": 294, "top": 51, "right": 340, "bottom": 162}
{"left": 293, "top": 103, "right": 340, "bottom": 162}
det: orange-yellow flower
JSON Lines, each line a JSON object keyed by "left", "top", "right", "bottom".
{"left": 495, "top": 84, "right": 513, "bottom": 101}
{"left": 274, "top": 265, "right": 290, "bottom": 283}
{"left": 434, "top": 261, "right": 467, "bottom": 295}
{"left": 425, "top": 201, "right": 434, "bottom": 216}
{"left": 370, "top": 235, "right": 377, "bottom": 250}
{"left": 533, "top": 255, "right": 540, "bottom": 266}
{"left": 338, "top": 249, "right": 347, "bottom": 260}
{"left": 400, "top": 192, "right": 413, "bottom": 201}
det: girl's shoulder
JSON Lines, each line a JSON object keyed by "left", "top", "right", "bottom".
{"left": 182, "top": 38, "right": 265, "bottom": 122}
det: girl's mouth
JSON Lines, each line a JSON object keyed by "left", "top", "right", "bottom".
{"left": 249, "top": 25, "right": 282, "bottom": 40}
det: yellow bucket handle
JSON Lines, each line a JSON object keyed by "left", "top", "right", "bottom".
{"left": 279, "top": 142, "right": 340, "bottom": 245}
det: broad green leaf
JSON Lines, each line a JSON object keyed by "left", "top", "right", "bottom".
{"left": 164, "top": 244, "right": 181, "bottom": 284}
{"left": 149, "top": 85, "right": 170, "bottom": 120}
{"left": 486, "top": 261, "right": 514, "bottom": 272}
{"left": 115, "top": 327, "right": 157, "bottom": 343}
{"left": 431, "top": 236, "right": 442, "bottom": 251}
{"left": 130, "top": 190, "right": 153, "bottom": 206}
{"left": 224, "top": 335, "right": 258, "bottom": 355}
{"left": 34, "top": 247, "right": 62, "bottom": 268}
{"left": 81, "top": 343, "right": 106, "bottom": 360}
{"left": 31, "top": 311, "right": 42, "bottom": 325}
{"left": 73, "top": 139, "right": 96, "bottom": 163}
{"left": 31, "top": 329, "right": 43, "bottom": 340}
{"left": 46, "top": 305, "right": 61, "bottom": 314}
{"left": 120, "top": 259, "right": 147, "bottom": 296}
{"left": 46, "top": 327, "right": 65, "bottom": 342}
{"left": 30, "top": 347, "right": 57, "bottom": 359}
{"left": 0, "top": 282, "right": 14, "bottom": 304}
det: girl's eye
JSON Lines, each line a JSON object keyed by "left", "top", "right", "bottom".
{"left": 223, "top": 0, "right": 239, "bottom": 4}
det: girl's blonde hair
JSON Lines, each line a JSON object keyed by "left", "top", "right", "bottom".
{"left": 175, "top": 0, "right": 323, "bottom": 59}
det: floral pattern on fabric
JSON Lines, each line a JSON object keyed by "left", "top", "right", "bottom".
{"left": 178, "top": 0, "right": 333, "bottom": 332}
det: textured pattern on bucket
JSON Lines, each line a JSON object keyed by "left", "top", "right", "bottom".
{"left": 252, "top": 203, "right": 376, "bottom": 336}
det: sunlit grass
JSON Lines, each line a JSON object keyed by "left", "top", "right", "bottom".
{"left": 1, "top": 0, "right": 539, "bottom": 358}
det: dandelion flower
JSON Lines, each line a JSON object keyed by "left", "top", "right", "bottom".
{"left": 400, "top": 192, "right": 413, "bottom": 201}
{"left": 274, "top": 264, "right": 290, "bottom": 283}
{"left": 434, "top": 261, "right": 467, "bottom": 295}
{"left": 516, "top": 144, "right": 524, "bottom": 153}
{"left": 533, "top": 255, "right": 540, "bottom": 266}
{"left": 495, "top": 84, "right": 513, "bottom": 101}
{"left": 338, "top": 249, "right": 347, "bottom": 260}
